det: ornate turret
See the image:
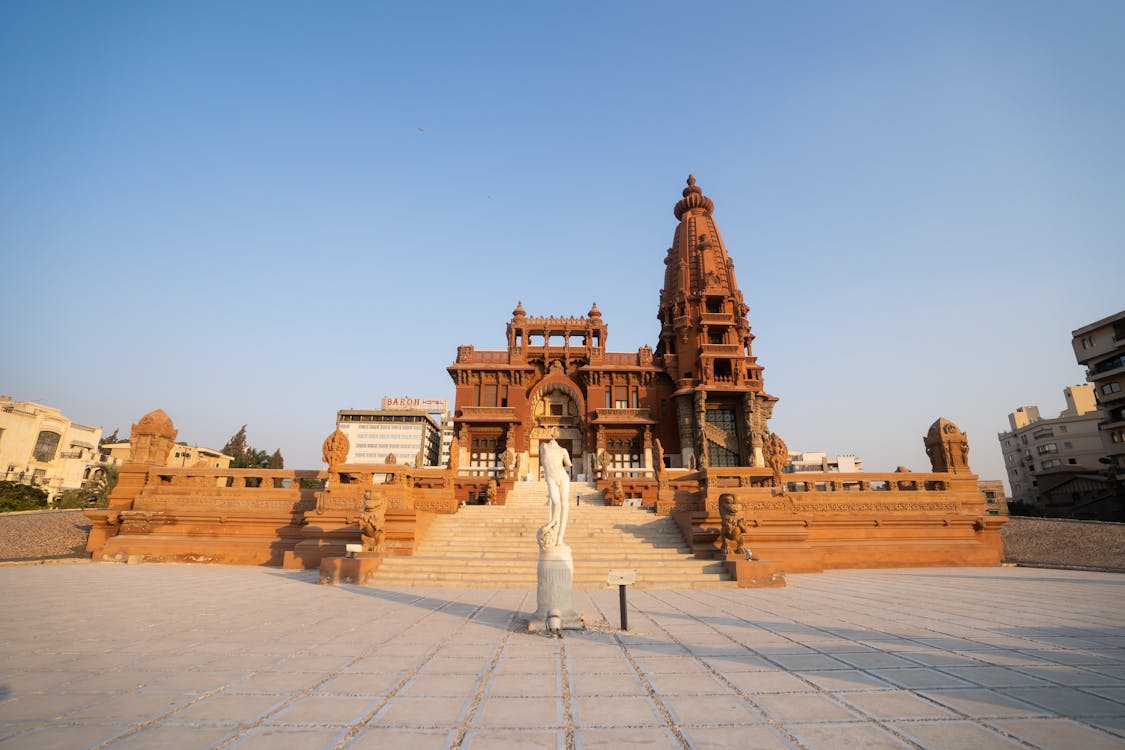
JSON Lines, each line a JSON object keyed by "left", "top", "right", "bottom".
{"left": 657, "top": 176, "right": 777, "bottom": 468}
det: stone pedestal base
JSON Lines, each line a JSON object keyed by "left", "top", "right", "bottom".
{"left": 725, "top": 558, "right": 786, "bottom": 588}
{"left": 319, "top": 553, "right": 382, "bottom": 585}
{"left": 528, "top": 545, "right": 583, "bottom": 632}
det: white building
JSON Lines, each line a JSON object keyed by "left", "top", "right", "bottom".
{"left": 0, "top": 396, "right": 103, "bottom": 501}
{"left": 785, "top": 451, "right": 864, "bottom": 473}
{"left": 337, "top": 409, "right": 443, "bottom": 466}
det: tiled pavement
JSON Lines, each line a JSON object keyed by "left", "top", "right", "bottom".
{"left": 1, "top": 565, "right": 1123, "bottom": 749}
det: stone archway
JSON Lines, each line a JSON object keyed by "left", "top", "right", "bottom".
{"left": 528, "top": 379, "right": 585, "bottom": 480}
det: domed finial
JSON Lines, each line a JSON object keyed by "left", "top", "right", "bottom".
{"left": 512, "top": 300, "right": 526, "bottom": 317}
{"left": 675, "top": 174, "right": 713, "bottom": 219}
{"left": 588, "top": 302, "right": 602, "bottom": 318}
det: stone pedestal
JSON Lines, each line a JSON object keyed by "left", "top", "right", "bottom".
{"left": 319, "top": 553, "right": 382, "bottom": 585}
{"left": 724, "top": 558, "right": 786, "bottom": 588}
{"left": 528, "top": 545, "right": 583, "bottom": 632}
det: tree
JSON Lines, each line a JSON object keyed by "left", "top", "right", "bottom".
{"left": 0, "top": 482, "right": 49, "bottom": 512}
{"left": 100, "top": 429, "right": 120, "bottom": 446}
{"left": 268, "top": 449, "right": 284, "bottom": 469}
{"left": 220, "top": 425, "right": 278, "bottom": 469}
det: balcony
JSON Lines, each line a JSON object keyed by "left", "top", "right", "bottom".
{"left": 593, "top": 408, "right": 654, "bottom": 424}
{"left": 1089, "top": 355, "right": 1125, "bottom": 377}
{"left": 458, "top": 406, "right": 518, "bottom": 423}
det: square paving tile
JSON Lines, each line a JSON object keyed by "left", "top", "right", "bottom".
{"left": 370, "top": 696, "right": 469, "bottom": 728}
{"left": 939, "top": 666, "right": 1054, "bottom": 688}
{"left": 142, "top": 670, "right": 250, "bottom": 693}
{"left": 266, "top": 695, "right": 377, "bottom": 725}
{"left": 230, "top": 726, "right": 346, "bottom": 749}
{"left": 570, "top": 672, "right": 647, "bottom": 697}
{"left": 838, "top": 690, "right": 956, "bottom": 720}
{"left": 988, "top": 717, "right": 1125, "bottom": 750}
{"left": 872, "top": 667, "right": 975, "bottom": 689}
{"left": 788, "top": 722, "right": 911, "bottom": 749}
{"left": 797, "top": 669, "right": 893, "bottom": 692}
{"left": 645, "top": 671, "right": 727, "bottom": 695}
{"left": 767, "top": 653, "right": 850, "bottom": 671}
{"left": 168, "top": 694, "right": 287, "bottom": 724}
{"left": 662, "top": 694, "right": 762, "bottom": 725}
{"left": 726, "top": 670, "right": 814, "bottom": 694}
{"left": 679, "top": 725, "right": 793, "bottom": 749}
{"left": 102, "top": 725, "right": 239, "bottom": 750}
{"left": 0, "top": 693, "right": 103, "bottom": 722}
{"left": 574, "top": 727, "right": 681, "bottom": 748}
{"left": 460, "top": 729, "right": 564, "bottom": 749}
{"left": 316, "top": 672, "right": 404, "bottom": 696}
{"left": 472, "top": 697, "right": 563, "bottom": 728}
{"left": 488, "top": 673, "right": 560, "bottom": 696}
{"left": 574, "top": 696, "right": 662, "bottom": 727}
{"left": 892, "top": 720, "right": 1025, "bottom": 749}
{"left": 919, "top": 689, "right": 1049, "bottom": 718}
{"left": 400, "top": 672, "right": 482, "bottom": 698}
{"left": 69, "top": 693, "right": 193, "bottom": 723}
{"left": 1003, "top": 686, "right": 1125, "bottom": 716}
{"left": 346, "top": 729, "right": 454, "bottom": 749}
{"left": 0, "top": 725, "right": 132, "bottom": 750}
{"left": 751, "top": 692, "right": 856, "bottom": 723}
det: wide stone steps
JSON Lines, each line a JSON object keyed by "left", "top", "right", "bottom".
{"left": 366, "top": 480, "right": 734, "bottom": 589}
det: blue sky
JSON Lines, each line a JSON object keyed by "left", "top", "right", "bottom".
{"left": 2, "top": 1, "right": 1122, "bottom": 490}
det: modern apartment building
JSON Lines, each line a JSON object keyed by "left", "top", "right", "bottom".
{"left": 1072, "top": 309, "right": 1125, "bottom": 484}
{"left": 998, "top": 385, "right": 1105, "bottom": 506}
{"left": 337, "top": 409, "right": 443, "bottom": 466}
{"left": 0, "top": 395, "right": 103, "bottom": 501}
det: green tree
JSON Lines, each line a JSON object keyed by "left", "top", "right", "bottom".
{"left": 221, "top": 425, "right": 273, "bottom": 469}
{"left": 268, "top": 449, "right": 284, "bottom": 469}
{"left": 0, "top": 482, "right": 49, "bottom": 513}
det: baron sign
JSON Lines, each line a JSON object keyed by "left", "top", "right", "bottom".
{"left": 381, "top": 397, "right": 449, "bottom": 413}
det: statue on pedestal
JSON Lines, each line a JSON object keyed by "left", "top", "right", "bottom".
{"left": 538, "top": 431, "right": 572, "bottom": 549}
{"left": 529, "top": 428, "right": 582, "bottom": 632}
{"left": 359, "top": 490, "right": 388, "bottom": 555}
{"left": 719, "top": 493, "right": 749, "bottom": 559}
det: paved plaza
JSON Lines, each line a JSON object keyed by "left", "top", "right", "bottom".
{"left": 1, "top": 565, "right": 1123, "bottom": 749}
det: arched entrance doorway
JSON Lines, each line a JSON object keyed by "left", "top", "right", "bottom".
{"left": 528, "top": 380, "right": 584, "bottom": 480}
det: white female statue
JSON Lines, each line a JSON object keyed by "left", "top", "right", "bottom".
{"left": 539, "top": 429, "right": 572, "bottom": 548}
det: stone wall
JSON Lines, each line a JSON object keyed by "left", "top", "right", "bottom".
{"left": 1001, "top": 517, "right": 1125, "bottom": 571}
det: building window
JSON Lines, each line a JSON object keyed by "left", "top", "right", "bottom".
{"left": 1037, "top": 443, "right": 1058, "bottom": 456}
{"left": 1041, "top": 459, "right": 1061, "bottom": 469}
{"left": 1102, "top": 382, "right": 1122, "bottom": 395}
{"left": 32, "top": 431, "right": 61, "bottom": 462}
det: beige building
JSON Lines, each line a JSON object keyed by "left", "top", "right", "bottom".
{"left": 1072, "top": 310, "right": 1125, "bottom": 485}
{"left": 785, "top": 451, "right": 864, "bottom": 473}
{"left": 998, "top": 385, "right": 1105, "bottom": 506}
{"left": 99, "top": 442, "right": 232, "bottom": 469}
{"left": 0, "top": 396, "right": 103, "bottom": 501}
{"left": 337, "top": 409, "right": 443, "bottom": 466}
{"left": 977, "top": 480, "right": 1009, "bottom": 516}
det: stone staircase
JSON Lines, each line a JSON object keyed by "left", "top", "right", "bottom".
{"left": 367, "top": 480, "right": 735, "bottom": 588}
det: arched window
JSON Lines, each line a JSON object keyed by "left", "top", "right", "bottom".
{"left": 33, "top": 431, "right": 61, "bottom": 462}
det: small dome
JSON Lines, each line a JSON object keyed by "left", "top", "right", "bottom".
{"left": 512, "top": 300, "right": 526, "bottom": 317}
{"left": 133, "top": 409, "right": 176, "bottom": 439}
{"left": 674, "top": 174, "right": 715, "bottom": 220}
{"left": 588, "top": 302, "right": 602, "bottom": 318}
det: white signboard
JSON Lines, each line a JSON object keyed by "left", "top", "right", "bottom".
{"left": 607, "top": 569, "right": 636, "bottom": 586}
{"left": 381, "top": 397, "right": 449, "bottom": 413}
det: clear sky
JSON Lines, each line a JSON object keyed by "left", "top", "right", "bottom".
{"left": 2, "top": 1, "right": 1122, "bottom": 490}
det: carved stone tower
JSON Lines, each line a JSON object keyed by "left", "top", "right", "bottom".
{"left": 656, "top": 176, "right": 778, "bottom": 468}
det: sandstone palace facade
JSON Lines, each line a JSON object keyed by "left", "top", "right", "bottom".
{"left": 449, "top": 176, "right": 779, "bottom": 482}
{"left": 84, "top": 177, "right": 1006, "bottom": 587}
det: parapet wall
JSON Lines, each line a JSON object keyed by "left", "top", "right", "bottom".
{"left": 671, "top": 467, "right": 1006, "bottom": 573}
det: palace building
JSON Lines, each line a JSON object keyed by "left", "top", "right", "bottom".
{"left": 448, "top": 176, "right": 778, "bottom": 481}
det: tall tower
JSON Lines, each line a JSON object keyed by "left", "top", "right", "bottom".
{"left": 655, "top": 176, "right": 777, "bottom": 468}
